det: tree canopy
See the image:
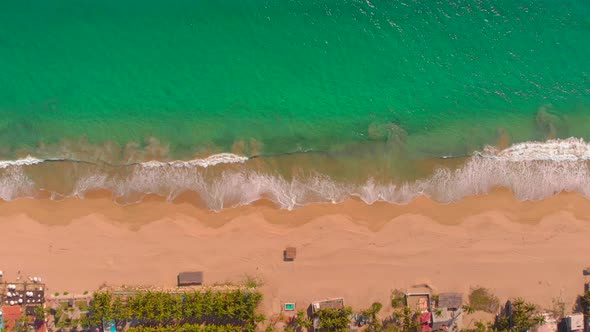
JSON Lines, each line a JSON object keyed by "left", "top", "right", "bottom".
{"left": 87, "top": 290, "right": 264, "bottom": 331}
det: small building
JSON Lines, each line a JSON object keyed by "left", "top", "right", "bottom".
{"left": 432, "top": 308, "right": 454, "bottom": 331}
{"left": 406, "top": 286, "right": 432, "bottom": 313}
{"left": 284, "top": 247, "right": 297, "bottom": 261}
{"left": 565, "top": 313, "right": 584, "bottom": 332}
{"left": 311, "top": 298, "right": 345, "bottom": 312}
{"left": 530, "top": 313, "right": 557, "bottom": 332}
{"left": 177, "top": 271, "right": 203, "bottom": 286}
{"left": 438, "top": 292, "right": 463, "bottom": 310}
{"left": 419, "top": 312, "right": 432, "bottom": 332}
{"left": 2, "top": 305, "right": 21, "bottom": 331}
{"left": 311, "top": 298, "right": 347, "bottom": 331}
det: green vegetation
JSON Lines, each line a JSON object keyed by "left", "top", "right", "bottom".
{"left": 580, "top": 290, "right": 590, "bottom": 317}
{"left": 87, "top": 290, "right": 264, "bottom": 331}
{"left": 285, "top": 311, "right": 313, "bottom": 332}
{"left": 549, "top": 296, "right": 567, "bottom": 319}
{"left": 76, "top": 300, "right": 89, "bottom": 312}
{"left": 391, "top": 289, "right": 406, "bottom": 309}
{"left": 34, "top": 305, "right": 45, "bottom": 322}
{"left": 63, "top": 292, "right": 69, "bottom": 296}
{"left": 383, "top": 290, "right": 419, "bottom": 332}
{"left": 314, "top": 307, "right": 353, "bottom": 331}
{"left": 494, "top": 298, "right": 544, "bottom": 331}
{"left": 360, "top": 302, "right": 383, "bottom": 332}
{"left": 12, "top": 316, "right": 31, "bottom": 332}
{"left": 54, "top": 292, "right": 59, "bottom": 297}
{"left": 388, "top": 307, "right": 420, "bottom": 332}
{"left": 242, "top": 275, "right": 264, "bottom": 288}
{"left": 83, "top": 291, "right": 89, "bottom": 295}
{"left": 468, "top": 287, "right": 500, "bottom": 313}
{"left": 50, "top": 301, "right": 88, "bottom": 331}
{"left": 126, "top": 324, "right": 244, "bottom": 331}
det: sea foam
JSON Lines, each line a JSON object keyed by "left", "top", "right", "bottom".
{"left": 1, "top": 138, "right": 590, "bottom": 210}
{"left": 0, "top": 156, "right": 44, "bottom": 169}
{"left": 141, "top": 153, "right": 248, "bottom": 168}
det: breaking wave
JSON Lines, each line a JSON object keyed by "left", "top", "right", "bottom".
{"left": 479, "top": 138, "right": 590, "bottom": 161}
{"left": 140, "top": 153, "right": 248, "bottom": 168}
{"left": 2, "top": 138, "right": 590, "bottom": 210}
{"left": 0, "top": 156, "right": 44, "bottom": 169}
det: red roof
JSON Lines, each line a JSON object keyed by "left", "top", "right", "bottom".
{"left": 2, "top": 306, "right": 22, "bottom": 331}
{"left": 419, "top": 312, "right": 432, "bottom": 332}
{"left": 419, "top": 312, "right": 432, "bottom": 324}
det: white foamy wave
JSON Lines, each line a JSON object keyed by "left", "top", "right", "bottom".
{"left": 140, "top": 153, "right": 248, "bottom": 168}
{"left": 0, "top": 168, "right": 36, "bottom": 201}
{"left": 103, "top": 138, "right": 590, "bottom": 209}
{"left": 0, "top": 156, "right": 44, "bottom": 169}
{"left": 5, "top": 138, "right": 590, "bottom": 210}
{"left": 479, "top": 137, "right": 590, "bottom": 161}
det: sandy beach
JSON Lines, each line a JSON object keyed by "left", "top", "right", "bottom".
{"left": 1, "top": 190, "right": 590, "bottom": 318}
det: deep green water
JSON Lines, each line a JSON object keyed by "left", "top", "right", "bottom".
{"left": 1, "top": 0, "right": 588, "bottom": 160}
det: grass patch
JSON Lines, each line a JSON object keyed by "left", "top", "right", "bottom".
{"left": 242, "top": 274, "right": 264, "bottom": 288}
{"left": 59, "top": 302, "right": 69, "bottom": 311}
{"left": 391, "top": 289, "right": 406, "bottom": 308}
{"left": 468, "top": 286, "right": 500, "bottom": 313}
{"left": 76, "top": 300, "right": 89, "bottom": 311}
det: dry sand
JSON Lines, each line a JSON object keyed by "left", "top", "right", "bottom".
{"left": 1, "top": 189, "right": 590, "bottom": 317}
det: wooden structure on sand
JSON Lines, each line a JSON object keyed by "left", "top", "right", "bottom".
{"left": 283, "top": 247, "right": 296, "bottom": 261}
{"left": 177, "top": 272, "right": 203, "bottom": 286}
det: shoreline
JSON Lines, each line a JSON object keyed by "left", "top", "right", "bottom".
{"left": 2, "top": 190, "right": 590, "bottom": 317}
{"left": 4, "top": 187, "right": 590, "bottom": 228}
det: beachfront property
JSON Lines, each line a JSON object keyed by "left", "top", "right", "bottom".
{"left": 311, "top": 297, "right": 345, "bottom": 312}
{"left": 529, "top": 312, "right": 559, "bottom": 332}
{"left": 311, "top": 297, "right": 347, "bottom": 331}
{"left": 0, "top": 271, "right": 47, "bottom": 331}
{"left": 408, "top": 289, "right": 464, "bottom": 332}
{"left": 564, "top": 313, "right": 584, "bottom": 332}
{"left": 406, "top": 285, "right": 434, "bottom": 313}
{"left": 4, "top": 269, "right": 590, "bottom": 331}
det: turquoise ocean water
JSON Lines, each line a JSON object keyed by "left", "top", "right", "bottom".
{"left": 0, "top": 0, "right": 589, "bottom": 209}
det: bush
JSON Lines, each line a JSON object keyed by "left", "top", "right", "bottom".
{"left": 494, "top": 298, "right": 544, "bottom": 331}
{"left": 88, "top": 289, "right": 264, "bottom": 330}
{"left": 468, "top": 287, "right": 500, "bottom": 313}
{"left": 391, "top": 289, "right": 406, "bottom": 308}
{"left": 315, "top": 307, "right": 353, "bottom": 331}
{"left": 242, "top": 274, "right": 264, "bottom": 288}
{"left": 127, "top": 323, "right": 244, "bottom": 332}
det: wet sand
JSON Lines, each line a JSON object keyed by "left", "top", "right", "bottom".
{"left": 1, "top": 189, "right": 590, "bottom": 317}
